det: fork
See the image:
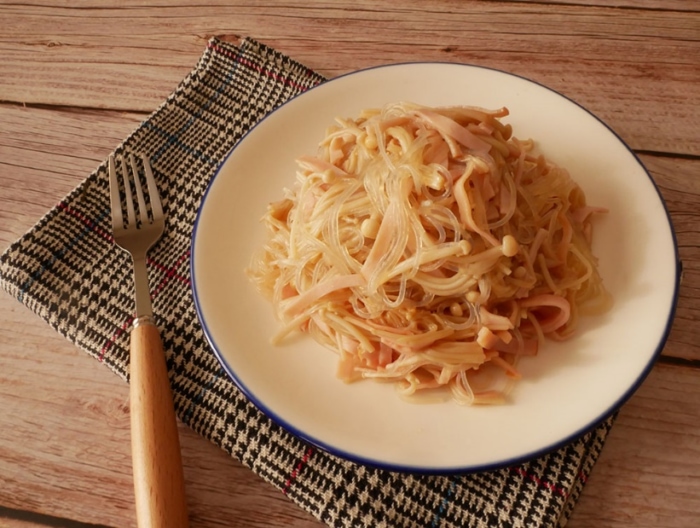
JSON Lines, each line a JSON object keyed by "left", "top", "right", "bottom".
{"left": 109, "top": 153, "right": 189, "bottom": 528}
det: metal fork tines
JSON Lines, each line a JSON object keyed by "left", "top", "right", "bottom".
{"left": 108, "top": 153, "right": 165, "bottom": 321}
{"left": 108, "top": 153, "right": 189, "bottom": 527}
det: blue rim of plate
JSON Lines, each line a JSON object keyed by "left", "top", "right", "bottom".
{"left": 190, "top": 61, "right": 682, "bottom": 474}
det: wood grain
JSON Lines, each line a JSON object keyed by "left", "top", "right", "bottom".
{"left": 0, "top": 300, "right": 320, "bottom": 528}
{"left": 1, "top": 1, "right": 699, "bottom": 527}
{"left": 571, "top": 363, "right": 700, "bottom": 528}
{"left": 0, "top": 2, "right": 698, "bottom": 155}
{"left": 2, "top": 104, "right": 697, "bottom": 362}
{"left": 2, "top": 309, "right": 698, "bottom": 527}
{"left": 512, "top": 0, "right": 699, "bottom": 10}
{"left": 0, "top": 104, "right": 142, "bottom": 243}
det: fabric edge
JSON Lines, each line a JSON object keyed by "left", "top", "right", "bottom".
{"left": 557, "top": 413, "right": 617, "bottom": 527}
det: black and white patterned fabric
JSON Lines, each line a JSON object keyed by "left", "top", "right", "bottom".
{"left": 0, "top": 37, "right": 615, "bottom": 528}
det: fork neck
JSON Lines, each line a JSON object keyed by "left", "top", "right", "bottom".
{"left": 132, "top": 254, "right": 154, "bottom": 321}
{"left": 134, "top": 315, "right": 156, "bottom": 328}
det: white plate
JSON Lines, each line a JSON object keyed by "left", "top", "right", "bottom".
{"left": 191, "top": 63, "right": 680, "bottom": 472}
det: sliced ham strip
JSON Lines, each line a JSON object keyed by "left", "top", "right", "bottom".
{"left": 414, "top": 109, "right": 492, "bottom": 154}
{"left": 520, "top": 294, "right": 571, "bottom": 333}
{"left": 454, "top": 168, "right": 500, "bottom": 247}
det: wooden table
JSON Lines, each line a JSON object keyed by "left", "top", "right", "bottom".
{"left": 1, "top": 2, "right": 698, "bottom": 527}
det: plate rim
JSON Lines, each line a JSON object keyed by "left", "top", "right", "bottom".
{"left": 190, "top": 61, "right": 682, "bottom": 473}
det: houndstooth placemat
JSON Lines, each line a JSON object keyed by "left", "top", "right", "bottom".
{"left": 0, "top": 37, "right": 615, "bottom": 528}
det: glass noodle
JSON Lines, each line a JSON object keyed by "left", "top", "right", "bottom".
{"left": 247, "top": 102, "right": 611, "bottom": 405}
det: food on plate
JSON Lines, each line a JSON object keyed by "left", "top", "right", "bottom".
{"left": 247, "top": 102, "right": 610, "bottom": 404}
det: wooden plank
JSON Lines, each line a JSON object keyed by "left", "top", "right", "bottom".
{"left": 0, "top": 299, "right": 321, "bottom": 528}
{"left": 1, "top": 106, "right": 699, "bottom": 526}
{"left": 511, "top": 0, "right": 698, "bottom": 11}
{"left": 0, "top": 518, "right": 49, "bottom": 528}
{"left": 1, "top": 297, "right": 698, "bottom": 527}
{"left": 0, "top": 2, "right": 697, "bottom": 155}
{"left": 10, "top": 0, "right": 700, "bottom": 12}
{"left": 570, "top": 363, "right": 700, "bottom": 528}
{"left": 647, "top": 155, "right": 700, "bottom": 362}
{"left": 0, "top": 105, "right": 144, "bottom": 248}
{"left": 3, "top": 104, "right": 698, "bottom": 362}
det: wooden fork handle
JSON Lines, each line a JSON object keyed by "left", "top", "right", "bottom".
{"left": 130, "top": 321, "right": 189, "bottom": 528}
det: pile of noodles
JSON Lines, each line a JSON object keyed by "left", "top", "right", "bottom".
{"left": 247, "top": 102, "right": 610, "bottom": 405}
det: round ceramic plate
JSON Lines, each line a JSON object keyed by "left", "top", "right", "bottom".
{"left": 191, "top": 63, "right": 680, "bottom": 473}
